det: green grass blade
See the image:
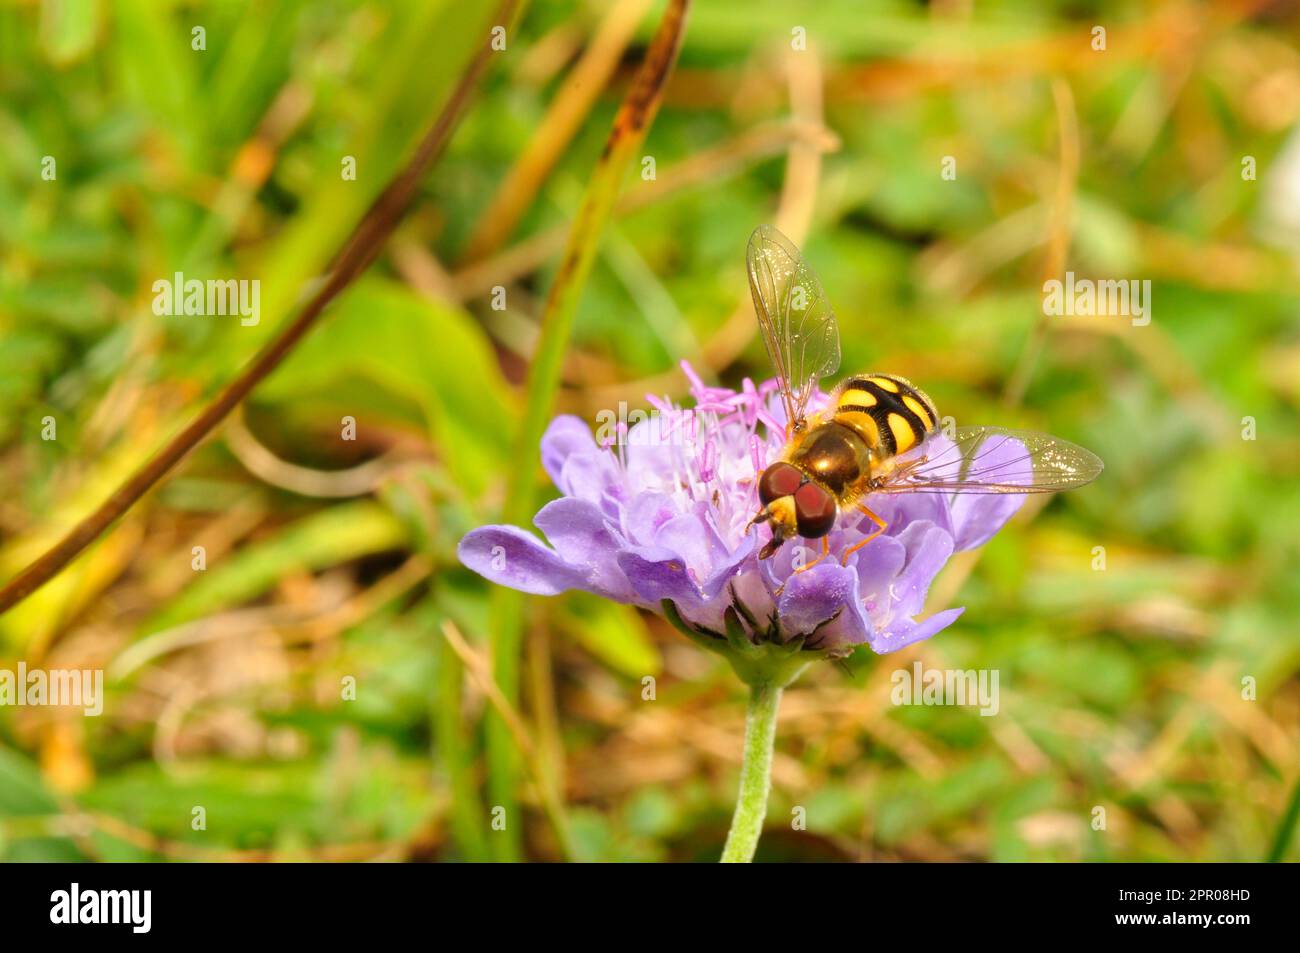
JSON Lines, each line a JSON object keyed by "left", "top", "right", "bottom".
{"left": 483, "top": 0, "right": 690, "bottom": 862}
{"left": 1267, "top": 774, "right": 1300, "bottom": 863}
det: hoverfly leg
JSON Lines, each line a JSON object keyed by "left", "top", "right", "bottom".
{"left": 773, "top": 536, "right": 826, "bottom": 598}
{"left": 840, "top": 505, "right": 887, "bottom": 565}
{"left": 791, "top": 536, "right": 831, "bottom": 576}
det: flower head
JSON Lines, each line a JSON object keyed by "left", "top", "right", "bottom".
{"left": 458, "top": 363, "right": 1024, "bottom": 659}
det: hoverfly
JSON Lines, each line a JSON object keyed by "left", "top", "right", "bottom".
{"left": 743, "top": 224, "right": 1103, "bottom": 570}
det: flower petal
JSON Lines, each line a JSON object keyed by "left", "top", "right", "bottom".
{"left": 625, "top": 420, "right": 684, "bottom": 486}
{"left": 541, "top": 416, "right": 599, "bottom": 485}
{"left": 616, "top": 546, "right": 718, "bottom": 629}
{"left": 728, "top": 568, "right": 776, "bottom": 635}
{"left": 777, "top": 563, "right": 862, "bottom": 641}
{"left": 557, "top": 451, "right": 620, "bottom": 502}
{"left": 534, "top": 498, "right": 631, "bottom": 600}
{"left": 699, "top": 530, "right": 756, "bottom": 599}
{"left": 652, "top": 509, "right": 729, "bottom": 584}
{"left": 457, "top": 526, "right": 590, "bottom": 596}
{"left": 865, "top": 492, "right": 954, "bottom": 541}
{"left": 871, "top": 606, "right": 965, "bottom": 655}
{"left": 950, "top": 493, "right": 1024, "bottom": 550}
{"left": 622, "top": 492, "right": 682, "bottom": 546}
{"left": 890, "top": 521, "right": 955, "bottom": 618}
{"left": 948, "top": 434, "right": 1030, "bottom": 549}
{"left": 845, "top": 531, "right": 907, "bottom": 604}
{"left": 617, "top": 546, "right": 700, "bottom": 602}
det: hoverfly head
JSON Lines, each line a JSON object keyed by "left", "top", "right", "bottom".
{"left": 751, "top": 461, "right": 840, "bottom": 560}
{"left": 753, "top": 462, "right": 805, "bottom": 559}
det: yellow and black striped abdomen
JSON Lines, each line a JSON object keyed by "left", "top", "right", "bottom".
{"left": 832, "top": 374, "right": 938, "bottom": 457}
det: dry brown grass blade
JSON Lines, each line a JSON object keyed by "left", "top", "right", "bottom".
{"left": 460, "top": 0, "right": 654, "bottom": 262}
{"left": 448, "top": 118, "right": 837, "bottom": 302}
{"left": 580, "top": 42, "right": 833, "bottom": 409}
{"left": 441, "top": 620, "right": 576, "bottom": 858}
{"left": 1002, "top": 76, "right": 1079, "bottom": 407}
{"left": 0, "top": 0, "right": 521, "bottom": 615}
{"left": 223, "top": 405, "right": 402, "bottom": 499}
{"left": 700, "top": 42, "right": 829, "bottom": 374}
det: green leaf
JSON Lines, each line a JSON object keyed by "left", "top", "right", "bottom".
{"left": 0, "top": 746, "right": 87, "bottom": 862}
{"left": 258, "top": 278, "right": 513, "bottom": 497}
{"left": 137, "top": 500, "right": 408, "bottom": 637}
{"left": 40, "top": 0, "right": 99, "bottom": 66}
{"left": 559, "top": 594, "right": 662, "bottom": 679}
{"left": 111, "top": 0, "right": 202, "bottom": 166}
{"left": 234, "top": 0, "right": 492, "bottom": 354}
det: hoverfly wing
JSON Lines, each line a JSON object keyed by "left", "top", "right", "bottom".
{"left": 746, "top": 224, "right": 841, "bottom": 430}
{"left": 872, "top": 426, "right": 1103, "bottom": 495}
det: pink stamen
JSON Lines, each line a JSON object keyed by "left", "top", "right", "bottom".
{"left": 680, "top": 359, "right": 705, "bottom": 397}
{"left": 700, "top": 439, "right": 716, "bottom": 481}
{"left": 756, "top": 407, "right": 784, "bottom": 436}
{"left": 694, "top": 401, "right": 732, "bottom": 414}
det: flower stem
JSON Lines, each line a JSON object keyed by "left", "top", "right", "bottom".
{"left": 720, "top": 682, "right": 783, "bottom": 863}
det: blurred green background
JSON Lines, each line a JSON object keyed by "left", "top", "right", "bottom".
{"left": 1, "top": 0, "right": 1297, "bottom": 862}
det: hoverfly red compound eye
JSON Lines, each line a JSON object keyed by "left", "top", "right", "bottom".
{"left": 793, "top": 481, "right": 837, "bottom": 538}
{"left": 758, "top": 462, "right": 803, "bottom": 504}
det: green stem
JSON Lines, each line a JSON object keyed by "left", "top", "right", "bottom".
{"left": 720, "top": 682, "right": 783, "bottom": 863}
{"left": 484, "top": 0, "right": 689, "bottom": 863}
{"left": 432, "top": 616, "right": 489, "bottom": 861}
{"left": 1267, "top": 772, "right": 1300, "bottom": 862}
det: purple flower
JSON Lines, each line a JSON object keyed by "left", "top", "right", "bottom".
{"left": 458, "top": 363, "right": 1025, "bottom": 658}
